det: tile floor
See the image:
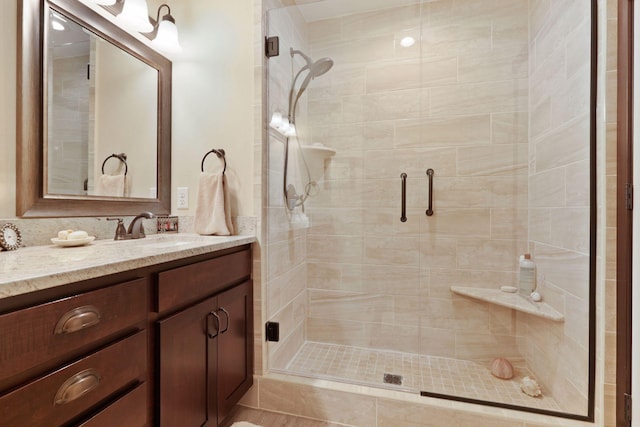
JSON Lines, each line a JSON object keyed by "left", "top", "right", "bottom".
{"left": 220, "top": 405, "right": 346, "bottom": 427}
{"left": 280, "top": 342, "right": 561, "bottom": 412}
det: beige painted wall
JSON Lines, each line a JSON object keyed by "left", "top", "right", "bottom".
{"left": 0, "top": 0, "right": 17, "bottom": 218}
{"left": 0, "top": 0, "right": 255, "bottom": 218}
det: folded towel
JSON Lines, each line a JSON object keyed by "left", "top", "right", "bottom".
{"left": 194, "top": 172, "right": 234, "bottom": 236}
{"left": 95, "top": 174, "right": 126, "bottom": 197}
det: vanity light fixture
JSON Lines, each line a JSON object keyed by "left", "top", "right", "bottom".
{"left": 50, "top": 12, "right": 66, "bottom": 31}
{"left": 148, "top": 4, "right": 182, "bottom": 54}
{"left": 51, "top": 20, "right": 65, "bottom": 31}
{"left": 117, "top": 0, "right": 153, "bottom": 33}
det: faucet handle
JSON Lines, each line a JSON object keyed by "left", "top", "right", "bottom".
{"left": 106, "top": 218, "right": 126, "bottom": 240}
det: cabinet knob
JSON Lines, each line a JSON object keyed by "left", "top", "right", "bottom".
{"left": 207, "top": 311, "right": 220, "bottom": 339}
{"left": 54, "top": 305, "right": 101, "bottom": 335}
{"left": 54, "top": 369, "right": 101, "bottom": 405}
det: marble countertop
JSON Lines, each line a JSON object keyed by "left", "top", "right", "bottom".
{"left": 0, "top": 233, "right": 255, "bottom": 300}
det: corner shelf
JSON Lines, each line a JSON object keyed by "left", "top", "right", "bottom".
{"left": 450, "top": 286, "right": 564, "bottom": 322}
{"left": 301, "top": 144, "right": 336, "bottom": 158}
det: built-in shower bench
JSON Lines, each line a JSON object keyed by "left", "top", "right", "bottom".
{"left": 450, "top": 286, "right": 564, "bottom": 322}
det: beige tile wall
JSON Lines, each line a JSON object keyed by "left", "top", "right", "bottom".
{"left": 603, "top": 0, "right": 617, "bottom": 424}
{"left": 523, "top": 0, "right": 592, "bottom": 414}
{"left": 304, "top": 0, "right": 530, "bottom": 365}
{"left": 260, "top": 0, "right": 605, "bottom": 422}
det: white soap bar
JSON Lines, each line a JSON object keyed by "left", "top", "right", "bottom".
{"left": 68, "top": 230, "right": 88, "bottom": 240}
{"left": 500, "top": 285, "right": 518, "bottom": 293}
{"left": 57, "top": 229, "right": 74, "bottom": 240}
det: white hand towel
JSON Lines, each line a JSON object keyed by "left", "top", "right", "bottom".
{"left": 95, "top": 174, "right": 125, "bottom": 197}
{"left": 194, "top": 172, "right": 234, "bottom": 236}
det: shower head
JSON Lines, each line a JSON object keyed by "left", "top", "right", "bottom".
{"left": 288, "top": 48, "right": 334, "bottom": 120}
{"left": 290, "top": 48, "right": 334, "bottom": 79}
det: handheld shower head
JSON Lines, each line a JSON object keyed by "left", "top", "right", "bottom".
{"left": 288, "top": 48, "right": 334, "bottom": 120}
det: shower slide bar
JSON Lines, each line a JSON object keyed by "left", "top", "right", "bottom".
{"left": 426, "top": 168, "right": 434, "bottom": 216}
{"left": 400, "top": 173, "right": 407, "bottom": 223}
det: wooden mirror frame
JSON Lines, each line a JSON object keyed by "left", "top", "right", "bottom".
{"left": 17, "top": 0, "right": 171, "bottom": 217}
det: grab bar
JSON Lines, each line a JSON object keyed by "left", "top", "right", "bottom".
{"left": 400, "top": 173, "right": 407, "bottom": 223}
{"left": 426, "top": 168, "right": 434, "bottom": 216}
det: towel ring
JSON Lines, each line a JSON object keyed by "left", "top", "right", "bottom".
{"left": 101, "top": 153, "right": 128, "bottom": 176}
{"left": 201, "top": 149, "right": 226, "bottom": 174}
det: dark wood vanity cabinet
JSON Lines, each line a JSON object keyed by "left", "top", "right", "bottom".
{"left": 0, "top": 244, "right": 253, "bottom": 427}
{"left": 0, "top": 278, "right": 149, "bottom": 427}
{"left": 157, "top": 249, "right": 253, "bottom": 427}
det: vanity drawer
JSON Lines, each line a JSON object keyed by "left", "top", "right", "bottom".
{"left": 77, "top": 382, "right": 148, "bottom": 427}
{"left": 0, "top": 331, "right": 147, "bottom": 427}
{"left": 0, "top": 278, "right": 147, "bottom": 389}
{"left": 157, "top": 248, "right": 251, "bottom": 313}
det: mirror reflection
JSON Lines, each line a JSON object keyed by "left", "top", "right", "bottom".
{"left": 46, "top": 9, "right": 158, "bottom": 199}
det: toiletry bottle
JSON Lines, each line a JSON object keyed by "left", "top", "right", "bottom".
{"left": 518, "top": 253, "right": 536, "bottom": 295}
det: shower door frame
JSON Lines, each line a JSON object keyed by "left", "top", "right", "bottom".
{"left": 617, "top": 1, "right": 633, "bottom": 426}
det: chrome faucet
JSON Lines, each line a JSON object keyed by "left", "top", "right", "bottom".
{"left": 107, "top": 212, "right": 155, "bottom": 240}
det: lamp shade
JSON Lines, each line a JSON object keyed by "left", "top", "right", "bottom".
{"left": 118, "top": 0, "right": 153, "bottom": 33}
{"left": 152, "top": 18, "right": 181, "bottom": 54}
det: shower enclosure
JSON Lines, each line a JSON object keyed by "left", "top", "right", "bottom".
{"left": 264, "top": 0, "right": 595, "bottom": 421}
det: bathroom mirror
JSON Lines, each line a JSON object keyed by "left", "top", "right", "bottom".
{"left": 17, "top": 0, "right": 171, "bottom": 217}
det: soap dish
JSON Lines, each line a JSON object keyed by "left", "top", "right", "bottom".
{"left": 51, "top": 236, "right": 95, "bottom": 247}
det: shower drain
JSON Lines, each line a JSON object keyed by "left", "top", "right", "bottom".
{"left": 383, "top": 373, "right": 403, "bottom": 385}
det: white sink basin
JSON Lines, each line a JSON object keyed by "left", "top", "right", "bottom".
{"left": 98, "top": 234, "right": 219, "bottom": 249}
{"left": 139, "top": 235, "right": 216, "bottom": 249}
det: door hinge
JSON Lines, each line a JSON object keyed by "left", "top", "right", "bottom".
{"left": 625, "top": 393, "right": 632, "bottom": 422}
{"left": 626, "top": 183, "right": 633, "bottom": 211}
{"left": 265, "top": 36, "right": 280, "bottom": 58}
{"left": 265, "top": 321, "right": 279, "bottom": 341}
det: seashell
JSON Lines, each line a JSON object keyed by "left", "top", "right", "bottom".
{"left": 520, "top": 376, "right": 542, "bottom": 397}
{"left": 490, "top": 357, "right": 514, "bottom": 379}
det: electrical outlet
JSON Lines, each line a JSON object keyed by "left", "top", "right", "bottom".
{"left": 177, "top": 187, "right": 189, "bottom": 209}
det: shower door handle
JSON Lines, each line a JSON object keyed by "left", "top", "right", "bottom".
{"left": 400, "top": 173, "right": 407, "bottom": 222}
{"left": 426, "top": 169, "right": 434, "bottom": 216}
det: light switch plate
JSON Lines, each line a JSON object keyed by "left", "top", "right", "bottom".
{"left": 177, "top": 187, "right": 189, "bottom": 209}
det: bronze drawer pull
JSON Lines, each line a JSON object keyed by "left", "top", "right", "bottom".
{"left": 54, "top": 369, "right": 101, "bottom": 405}
{"left": 207, "top": 311, "right": 221, "bottom": 339}
{"left": 54, "top": 305, "right": 102, "bottom": 335}
{"left": 218, "top": 307, "right": 230, "bottom": 334}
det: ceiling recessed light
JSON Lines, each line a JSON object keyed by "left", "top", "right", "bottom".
{"left": 400, "top": 36, "right": 416, "bottom": 48}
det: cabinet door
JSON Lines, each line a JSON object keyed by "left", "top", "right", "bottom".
{"left": 158, "top": 296, "right": 218, "bottom": 427}
{"left": 217, "top": 280, "right": 253, "bottom": 423}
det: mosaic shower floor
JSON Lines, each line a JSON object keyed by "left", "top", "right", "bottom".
{"left": 283, "top": 342, "right": 561, "bottom": 412}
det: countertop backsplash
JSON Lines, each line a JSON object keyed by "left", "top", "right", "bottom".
{"left": 0, "top": 216, "right": 256, "bottom": 247}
